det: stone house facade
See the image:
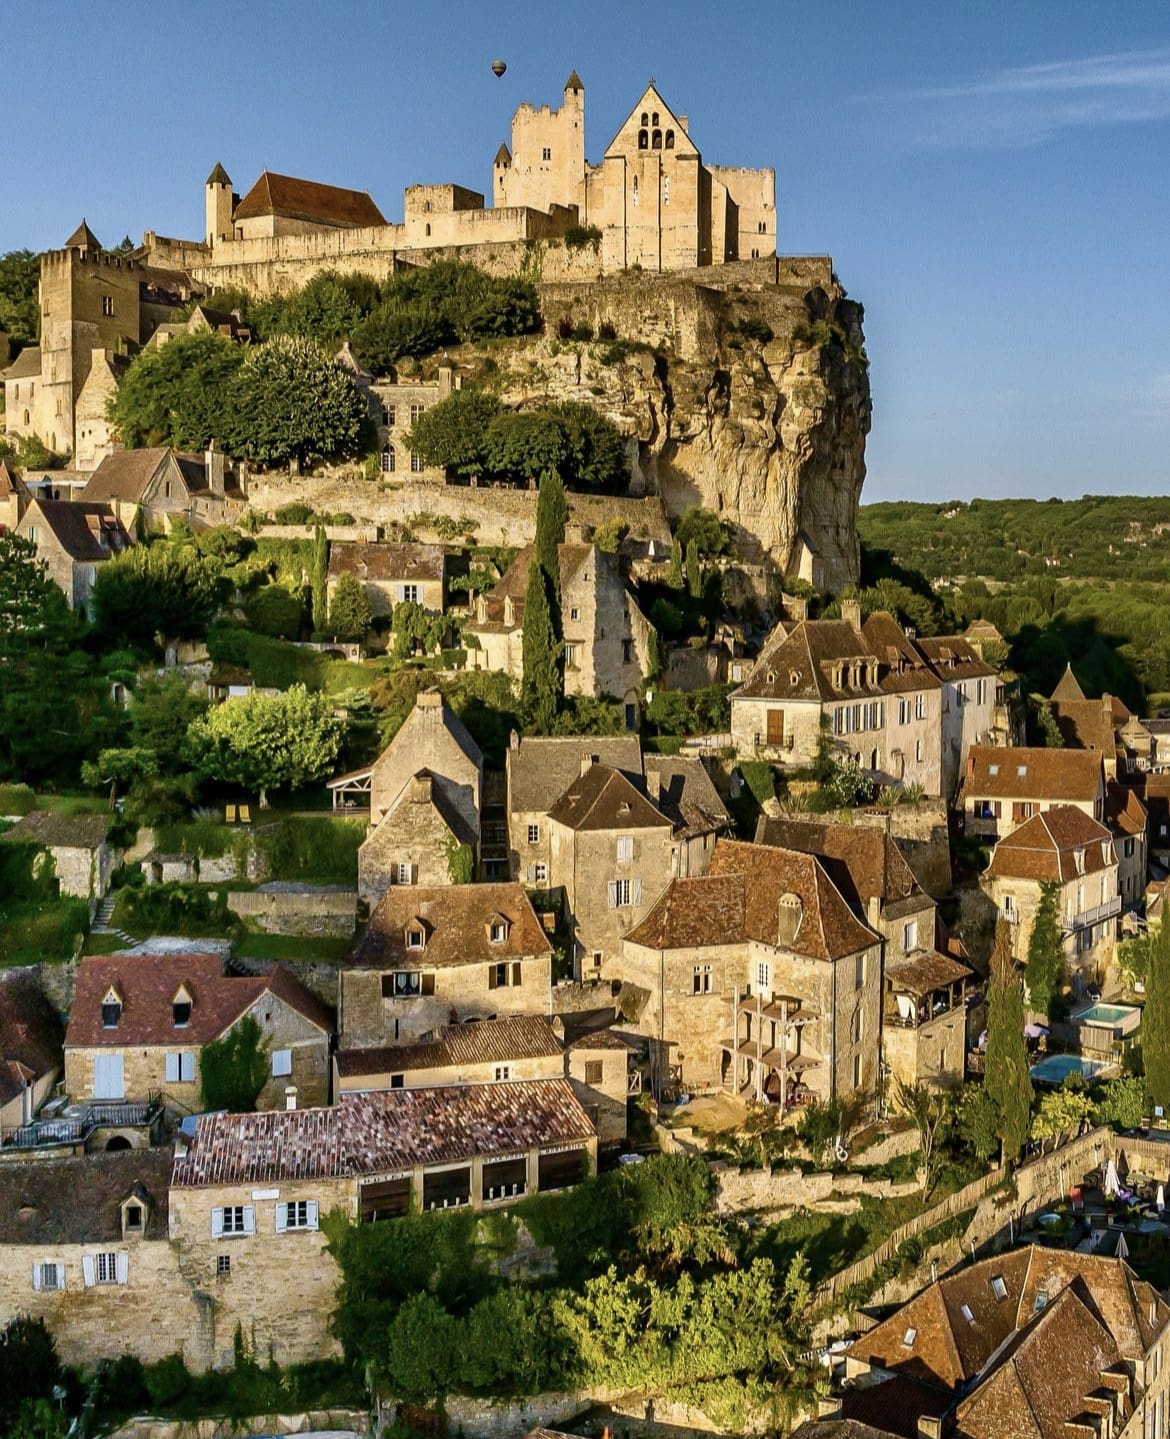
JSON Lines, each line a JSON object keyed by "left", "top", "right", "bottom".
{"left": 341, "top": 883, "right": 553, "bottom": 1047}
{"left": 913, "top": 634, "right": 1000, "bottom": 800}
{"left": 72, "top": 348, "right": 130, "bottom": 471}
{"left": 565, "top": 1029, "right": 631, "bottom": 1146}
{"left": 64, "top": 954, "right": 334, "bottom": 1113}
{"left": 0, "top": 811, "right": 117, "bottom": 910}
{"left": 370, "top": 367, "right": 454, "bottom": 483}
{"left": 14, "top": 499, "right": 130, "bottom": 611}
{"left": 326, "top": 540, "right": 445, "bottom": 618}
{"left": 962, "top": 746, "right": 1106, "bottom": 842}
{"left": 80, "top": 446, "right": 246, "bottom": 534}
{"left": 981, "top": 805, "right": 1121, "bottom": 999}
{"left": 621, "top": 838, "right": 884, "bottom": 1104}
{"left": 468, "top": 543, "right": 654, "bottom": 726}
{"left": 1108, "top": 784, "right": 1149, "bottom": 912}
{"left": 0, "top": 459, "right": 30, "bottom": 533}
{"left": 357, "top": 771, "right": 477, "bottom": 908}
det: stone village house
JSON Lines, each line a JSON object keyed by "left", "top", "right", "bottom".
{"left": 0, "top": 458, "right": 30, "bottom": 533}
{"left": 80, "top": 445, "right": 246, "bottom": 534}
{"left": 64, "top": 954, "right": 334, "bottom": 1113}
{"left": 0, "top": 811, "right": 118, "bottom": 914}
{"left": 326, "top": 540, "right": 446, "bottom": 619}
{"left": 14, "top": 499, "right": 131, "bottom": 611}
{"left": 961, "top": 745, "right": 1106, "bottom": 843}
{"left": 0, "top": 978, "right": 64, "bottom": 1134}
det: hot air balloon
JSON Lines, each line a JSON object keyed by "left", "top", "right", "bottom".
{"left": 491, "top": 59, "right": 507, "bottom": 78}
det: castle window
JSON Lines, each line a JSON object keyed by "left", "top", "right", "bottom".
{"left": 651, "top": 111, "right": 659, "bottom": 126}
{"left": 663, "top": 177, "right": 670, "bottom": 206}
{"left": 652, "top": 130, "right": 662, "bottom": 149}
{"left": 641, "top": 112, "right": 649, "bottom": 126}
{"left": 382, "top": 403, "right": 396, "bottom": 426}
{"left": 632, "top": 176, "right": 639, "bottom": 208}
{"left": 102, "top": 296, "right": 114, "bottom": 317}
{"left": 638, "top": 130, "right": 648, "bottom": 150}
{"left": 410, "top": 451, "right": 424, "bottom": 473}
{"left": 410, "top": 403, "right": 424, "bottom": 422}
{"left": 751, "top": 249, "right": 759, "bottom": 258}
{"left": 425, "top": 223, "right": 431, "bottom": 236}
{"left": 665, "top": 129, "right": 675, "bottom": 149}
{"left": 381, "top": 444, "right": 395, "bottom": 472}
{"left": 542, "top": 147, "right": 552, "bottom": 161}
{"left": 758, "top": 221, "right": 767, "bottom": 233}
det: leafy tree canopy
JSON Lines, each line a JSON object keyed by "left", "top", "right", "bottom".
{"left": 106, "top": 332, "right": 245, "bottom": 450}
{"left": 90, "top": 542, "right": 221, "bottom": 647}
{"left": 0, "top": 250, "right": 39, "bottom": 347}
{"left": 327, "top": 572, "right": 373, "bottom": 641}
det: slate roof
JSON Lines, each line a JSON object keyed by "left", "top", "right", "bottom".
{"left": 2, "top": 346, "right": 41, "bottom": 381}
{"left": 0, "top": 1150, "right": 172, "bottom": 1243}
{"left": 206, "top": 162, "right": 231, "bottom": 185}
{"left": 755, "top": 817, "right": 922, "bottom": 910}
{"left": 20, "top": 501, "right": 129, "bottom": 563}
{"left": 0, "top": 809, "right": 111, "bottom": 850}
{"left": 0, "top": 978, "right": 64, "bottom": 1108}
{"left": 65, "top": 954, "right": 333, "bottom": 1049}
{"left": 645, "top": 755, "right": 729, "bottom": 839}
{"left": 508, "top": 735, "right": 644, "bottom": 814}
{"left": 82, "top": 448, "right": 189, "bottom": 504}
{"left": 233, "top": 171, "right": 386, "bottom": 228}
{"left": 335, "top": 1015, "right": 564, "bottom": 1079}
{"left": 471, "top": 544, "right": 594, "bottom": 632}
{"left": 548, "top": 763, "right": 668, "bottom": 833}
{"left": 626, "top": 837, "right": 878, "bottom": 960}
{"left": 65, "top": 220, "right": 102, "bottom": 251}
{"left": 734, "top": 613, "right": 941, "bottom": 704}
{"left": 328, "top": 541, "right": 445, "bottom": 583}
{"left": 350, "top": 883, "right": 552, "bottom": 970}
{"left": 964, "top": 746, "right": 1103, "bottom": 802}
{"left": 171, "top": 1079, "right": 594, "bottom": 1186}
{"left": 985, "top": 805, "right": 1115, "bottom": 882}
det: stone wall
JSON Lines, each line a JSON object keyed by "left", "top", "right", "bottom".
{"left": 712, "top": 1164, "right": 920, "bottom": 1217}
{"left": 851, "top": 801, "right": 952, "bottom": 900}
{"left": 109, "top": 1411, "right": 369, "bottom": 1439}
{"left": 225, "top": 887, "right": 357, "bottom": 937}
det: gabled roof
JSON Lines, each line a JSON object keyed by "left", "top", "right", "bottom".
{"left": 548, "top": 762, "right": 668, "bottom": 833}
{"left": 374, "top": 771, "right": 477, "bottom": 848}
{"left": 472, "top": 544, "right": 594, "bottom": 632}
{"left": 172, "top": 1079, "right": 594, "bottom": 1186}
{"left": 0, "top": 1150, "right": 172, "bottom": 1243}
{"left": 65, "top": 954, "right": 332, "bottom": 1049}
{"left": 1050, "top": 662, "right": 1087, "bottom": 703}
{"left": 755, "top": 817, "right": 922, "bottom": 910}
{"left": 913, "top": 634, "right": 997, "bottom": 683}
{"left": 494, "top": 143, "right": 512, "bottom": 166}
{"left": 1049, "top": 697, "right": 1120, "bottom": 755}
{"left": 885, "top": 950, "right": 972, "bottom": 996}
{"left": 733, "top": 614, "right": 940, "bottom": 704}
{"left": 626, "top": 837, "right": 878, "bottom": 961}
{"left": 327, "top": 540, "right": 445, "bottom": 583}
{"left": 3, "top": 346, "right": 42, "bottom": 381}
{"left": 335, "top": 1014, "right": 564, "bottom": 1080}
{"left": 65, "top": 219, "right": 101, "bottom": 251}
{"left": 18, "top": 500, "right": 129, "bottom": 563}
{"left": 1105, "top": 781, "right": 1147, "bottom": 837}
{"left": 83, "top": 447, "right": 216, "bottom": 505}
{"left": 374, "top": 690, "right": 483, "bottom": 780}
{"left": 645, "top": 754, "right": 729, "bottom": 839}
{"left": 0, "top": 809, "right": 111, "bottom": 850}
{"left": 986, "top": 805, "right": 1115, "bottom": 882}
{"left": 605, "top": 83, "right": 699, "bottom": 159}
{"left": 508, "top": 735, "right": 643, "bottom": 815}
{"left": 964, "top": 746, "right": 1103, "bottom": 802}
{"left": 861, "top": 613, "right": 943, "bottom": 697}
{"left": 233, "top": 170, "right": 386, "bottom": 228}
{"left": 350, "top": 883, "right": 551, "bottom": 970}
{"left": 0, "top": 978, "right": 64, "bottom": 1108}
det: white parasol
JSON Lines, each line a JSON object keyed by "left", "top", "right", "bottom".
{"left": 1116, "top": 1231, "right": 1130, "bottom": 1260}
{"left": 1158, "top": 1184, "right": 1166, "bottom": 1214}
{"left": 1104, "top": 1158, "right": 1121, "bottom": 1198}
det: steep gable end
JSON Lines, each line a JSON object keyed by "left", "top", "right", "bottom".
{"left": 605, "top": 84, "right": 699, "bottom": 159}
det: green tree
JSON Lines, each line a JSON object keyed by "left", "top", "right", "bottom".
{"left": 245, "top": 583, "right": 303, "bottom": 639}
{"left": 1024, "top": 881, "right": 1063, "bottom": 1021}
{"left": 130, "top": 672, "right": 209, "bottom": 773}
{"left": 351, "top": 303, "right": 448, "bottom": 374}
{"left": 80, "top": 746, "right": 158, "bottom": 805}
{"left": 484, "top": 411, "right": 569, "bottom": 485}
{"left": 185, "top": 684, "right": 345, "bottom": 807}
{"left": 199, "top": 1016, "right": 268, "bottom": 1112}
{"left": 666, "top": 536, "right": 684, "bottom": 590}
{"left": 406, "top": 389, "right": 502, "bottom": 476}
{"left": 547, "top": 400, "right": 628, "bottom": 491}
{"left": 984, "top": 921, "right": 1034, "bottom": 1163}
{"left": 1030, "top": 1085, "right": 1093, "bottom": 1143}
{"left": 311, "top": 524, "right": 329, "bottom": 633}
{"left": 677, "top": 506, "right": 732, "bottom": 557}
{"left": 90, "top": 542, "right": 220, "bottom": 647}
{"left": 0, "top": 1318, "right": 62, "bottom": 1438}
{"left": 593, "top": 518, "right": 629, "bottom": 553}
{"left": 892, "top": 1075, "right": 950, "bottom": 1191}
{"left": 384, "top": 1294, "right": 460, "bottom": 1402}
{"left": 1144, "top": 918, "right": 1170, "bottom": 1112}
{"left": 444, "top": 834, "right": 475, "bottom": 884}
{"left": 955, "top": 1082, "right": 1000, "bottom": 1161}
{"left": 1093, "top": 1076, "right": 1147, "bottom": 1131}
{"left": 685, "top": 538, "right": 702, "bottom": 599}
{"left": 535, "top": 467, "right": 568, "bottom": 607}
{"left": 521, "top": 562, "right": 561, "bottom": 732}
{"left": 106, "top": 332, "right": 245, "bottom": 450}
{"left": 0, "top": 250, "right": 40, "bottom": 346}
{"left": 327, "top": 572, "right": 373, "bottom": 641}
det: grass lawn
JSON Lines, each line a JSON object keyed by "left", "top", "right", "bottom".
{"left": 234, "top": 933, "right": 352, "bottom": 963}
{"left": 0, "top": 898, "right": 89, "bottom": 965}
{"left": 34, "top": 792, "right": 110, "bottom": 816}
{"left": 747, "top": 1192, "right": 923, "bottom": 1287}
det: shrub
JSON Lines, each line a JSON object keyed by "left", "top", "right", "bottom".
{"left": 200, "top": 1015, "right": 268, "bottom": 1112}
{"left": 564, "top": 224, "right": 602, "bottom": 251}
{"left": 274, "top": 503, "right": 315, "bottom": 525}
{"left": 120, "top": 883, "right": 237, "bottom": 938}
{"left": 244, "top": 583, "right": 303, "bottom": 639}
{"left": 730, "top": 315, "right": 774, "bottom": 344}
{"left": 0, "top": 783, "right": 36, "bottom": 816}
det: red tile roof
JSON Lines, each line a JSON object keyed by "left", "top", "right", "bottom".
{"left": 755, "top": 817, "right": 922, "bottom": 909}
{"left": 986, "top": 805, "right": 1116, "bottom": 883}
{"left": 547, "top": 763, "right": 668, "bottom": 833}
{"left": 964, "top": 746, "right": 1103, "bottom": 802}
{"left": 233, "top": 171, "right": 386, "bottom": 228}
{"left": 350, "top": 883, "right": 552, "bottom": 970}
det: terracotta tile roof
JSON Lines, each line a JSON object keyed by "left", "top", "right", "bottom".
{"left": 755, "top": 818, "right": 922, "bottom": 909}
{"left": 21, "top": 501, "right": 130, "bottom": 563}
{"left": 566, "top": 1027, "right": 633, "bottom": 1051}
{"left": 645, "top": 755, "right": 729, "bottom": 839}
{"left": 885, "top": 951, "right": 971, "bottom": 996}
{"left": 327, "top": 541, "right": 445, "bottom": 584}
{"left": 233, "top": 170, "right": 386, "bottom": 228}
{"left": 986, "top": 805, "right": 1115, "bottom": 883}
{"left": 508, "top": 735, "right": 644, "bottom": 815}
{"left": 336, "top": 1015, "right": 564, "bottom": 1079}
{"left": 3, "top": 345, "right": 41, "bottom": 381}
{"left": 1050, "top": 662, "right": 1088, "bottom": 702}
{"left": 350, "top": 883, "right": 552, "bottom": 970}
{"left": 838, "top": 1375, "right": 949, "bottom": 1439}
{"left": 627, "top": 838, "right": 878, "bottom": 961}
{"left": 0, "top": 1149, "right": 172, "bottom": 1243}
{"left": 1105, "top": 782, "right": 1147, "bottom": 836}
{"left": 171, "top": 1079, "right": 594, "bottom": 1186}
{"left": 64, "top": 954, "right": 332, "bottom": 1049}
{"left": 861, "top": 613, "right": 944, "bottom": 697}
{"left": 548, "top": 763, "right": 668, "bottom": 833}
{"left": 0, "top": 809, "right": 111, "bottom": 850}
{"left": 0, "top": 978, "right": 64, "bottom": 1107}
{"left": 913, "top": 634, "right": 997, "bottom": 683}
{"left": 964, "top": 746, "right": 1103, "bottom": 803}
{"left": 1050, "top": 697, "right": 1119, "bottom": 755}
{"left": 0, "top": 459, "right": 29, "bottom": 500}
{"left": 734, "top": 614, "right": 940, "bottom": 704}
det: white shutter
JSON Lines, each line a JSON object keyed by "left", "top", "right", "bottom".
{"left": 275, "top": 1203, "right": 288, "bottom": 1235}
{"left": 211, "top": 1208, "right": 225, "bottom": 1239}
{"left": 633, "top": 878, "right": 643, "bottom": 905}
{"left": 607, "top": 881, "right": 618, "bottom": 909}
{"left": 526, "top": 866, "right": 537, "bottom": 884}
{"left": 115, "top": 1252, "right": 128, "bottom": 1285}
{"left": 165, "top": 1053, "right": 180, "bottom": 1083}
{"left": 82, "top": 1255, "right": 95, "bottom": 1288}
{"left": 32, "top": 1263, "right": 41, "bottom": 1292}
{"left": 242, "top": 1206, "right": 255, "bottom": 1236}
{"left": 182, "top": 1052, "right": 195, "bottom": 1082}
{"left": 306, "top": 1201, "right": 319, "bottom": 1231}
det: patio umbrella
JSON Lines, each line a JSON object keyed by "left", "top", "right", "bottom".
{"left": 1158, "top": 1184, "right": 1165, "bottom": 1214}
{"left": 1105, "top": 1159, "right": 1122, "bottom": 1198}
{"left": 1116, "top": 1231, "right": 1130, "bottom": 1260}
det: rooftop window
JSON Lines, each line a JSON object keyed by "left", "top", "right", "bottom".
{"left": 902, "top": 1327, "right": 916, "bottom": 1348}
{"left": 960, "top": 1303, "right": 974, "bottom": 1324}
{"left": 991, "top": 1276, "right": 1008, "bottom": 1301}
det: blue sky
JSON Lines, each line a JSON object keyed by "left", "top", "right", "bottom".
{"left": 5, "top": 0, "right": 1169, "bottom": 503}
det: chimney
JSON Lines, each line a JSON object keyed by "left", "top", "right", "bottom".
{"left": 205, "top": 441, "right": 225, "bottom": 497}
{"left": 285, "top": 1085, "right": 298, "bottom": 1111}
{"left": 916, "top": 1417, "right": 944, "bottom": 1439}
{"left": 580, "top": 753, "right": 600, "bottom": 777}
{"left": 645, "top": 767, "right": 660, "bottom": 804}
{"left": 842, "top": 598, "right": 862, "bottom": 632}
{"left": 417, "top": 689, "right": 441, "bottom": 710}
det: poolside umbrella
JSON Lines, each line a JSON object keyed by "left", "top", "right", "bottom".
{"left": 1116, "top": 1231, "right": 1130, "bottom": 1260}
{"left": 1158, "top": 1184, "right": 1166, "bottom": 1214}
{"left": 1105, "top": 1159, "right": 1122, "bottom": 1198}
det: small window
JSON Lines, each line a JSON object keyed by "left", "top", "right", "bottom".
{"left": 37, "top": 1262, "right": 63, "bottom": 1291}
{"left": 616, "top": 835, "right": 633, "bottom": 862}
{"left": 494, "top": 1064, "right": 511, "bottom": 1081}
{"left": 533, "top": 862, "right": 548, "bottom": 884}
{"left": 279, "top": 1200, "right": 317, "bottom": 1232}
{"left": 490, "top": 921, "right": 508, "bottom": 944}
{"left": 382, "top": 403, "right": 395, "bottom": 426}
{"left": 988, "top": 763, "right": 999, "bottom": 776}
{"left": 410, "top": 452, "right": 424, "bottom": 474}
{"left": 651, "top": 111, "right": 660, "bottom": 126}
{"left": 903, "top": 920, "right": 918, "bottom": 952}
{"left": 410, "top": 403, "right": 424, "bottom": 422}
{"left": 592, "top": 950, "right": 603, "bottom": 969}
{"left": 757, "top": 961, "right": 770, "bottom": 992}
{"left": 855, "top": 953, "right": 867, "bottom": 989}
{"left": 425, "top": 223, "right": 431, "bottom": 237}
{"left": 663, "top": 176, "right": 670, "bottom": 206}
{"left": 390, "top": 1073, "right": 404, "bottom": 1088}
{"left": 991, "top": 1275, "right": 1008, "bottom": 1300}
{"left": 101, "top": 1001, "right": 121, "bottom": 1028}
{"left": 665, "top": 129, "right": 675, "bottom": 149}
{"left": 164, "top": 1051, "right": 195, "bottom": 1083}
{"left": 401, "top": 583, "right": 420, "bottom": 604}
{"left": 584, "top": 1060, "right": 603, "bottom": 1084}
{"left": 216, "top": 1254, "right": 231, "bottom": 1276}
{"left": 172, "top": 1001, "right": 191, "bottom": 1028}
{"left": 564, "top": 643, "right": 577, "bottom": 667}
{"left": 96, "top": 1251, "right": 119, "bottom": 1284}
{"left": 102, "top": 296, "right": 114, "bottom": 317}
{"left": 638, "top": 129, "right": 648, "bottom": 150}
{"left": 902, "top": 1327, "right": 916, "bottom": 1348}
{"left": 395, "top": 862, "right": 413, "bottom": 885}
{"left": 1016, "top": 764, "right": 1027, "bottom": 777}
{"left": 1033, "top": 1291, "right": 1048, "bottom": 1312}
{"left": 393, "top": 971, "right": 423, "bottom": 997}
{"left": 960, "top": 1303, "right": 974, "bottom": 1324}
{"left": 622, "top": 638, "right": 634, "bottom": 663}
{"left": 570, "top": 607, "right": 580, "bottom": 621}
{"left": 125, "top": 1204, "right": 142, "bottom": 1230}
{"left": 406, "top": 928, "right": 425, "bottom": 951}
{"left": 652, "top": 129, "right": 662, "bottom": 149}
{"left": 381, "top": 444, "right": 396, "bottom": 473}
{"left": 219, "top": 1206, "right": 248, "bottom": 1235}
{"left": 271, "top": 1048, "right": 292, "bottom": 1078}
{"left": 632, "top": 176, "right": 639, "bottom": 208}
{"left": 542, "top": 147, "right": 552, "bottom": 161}
{"left": 693, "top": 964, "right": 712, "bottom": 995}
{"left": 527, "top": 823, "right": 540, "bottom": 844}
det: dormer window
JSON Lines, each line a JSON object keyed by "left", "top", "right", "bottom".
{"left": 902, "top": 1327, "right": 916, "bottom": 1348}
{"left": 1016, "top": 765, "right": 1027, "bottom": 777}
{"left": 406, "top": 926, "right": 425, "bottom": 951}
{"left": 789, "top": 670, "right": 800, "bottom": 687}
{"left": 1075, "top": 848, "right": 1086, "bottom": 876}
{"left": 991, "top": 1275, "right": 1008, "bottom": 1301}
{"left": 172, "top": 985, "right": 192, "bottom": 1028}
{"left": 960, "top": 1303, "right": 974, "bottom": 1324}
{"left": 125, "top": 1205, "right": 142, "bottom": 1229}
{"left": 101, "top": 988, "right": 122, "bottom": 1029}
{"left": 489, "top": 917, "right": 510, "bottom": 944}
{"left": 988, "top": 764, "right": 999, "bottom": 776}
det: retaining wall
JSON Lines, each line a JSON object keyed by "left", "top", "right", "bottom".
{"left": 225, "top": 887, "right": 357, "bottom": 937}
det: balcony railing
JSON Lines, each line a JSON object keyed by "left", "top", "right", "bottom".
{"left": 1065, "top": 895, "right": 1122, "bottom": 932}
{"left": 1, "top": 1093, "right": 162, "bottom": 1152}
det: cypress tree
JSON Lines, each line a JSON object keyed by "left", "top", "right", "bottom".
{"left": 1023, "top": 881, "right": 1063, "bottom": 1021}
{"left": 521, "top": 561, "right": 561, "bottom": 732}
{"left": 984, "top": 920, "right": 1034, "bottom": 1164}
{"left": 667, "top": 537, "right": 684, "bottom": 590}
{"left": 685, "top": 538, "right": 702, "bottom": 599}
{"left": 311, "top": 523, "right": 329, "bottom": 634}
{"left": 1144, "top": 918, "right": 1170, "bottom": 1111}
{"left": 535, "top": 468, "right": 568, "bottom": 608}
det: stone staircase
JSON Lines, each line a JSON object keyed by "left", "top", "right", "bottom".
{"left": 91, "top": 896, "right": 134, "bottom": 947}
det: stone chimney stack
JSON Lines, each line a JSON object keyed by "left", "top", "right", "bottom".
{"left": 205, "top": 441, "right": 225, "bottom": 497}
{"left": 645, "top": 767, "right": 660, "bottom": 805}
{"left": 842, "top": 598, "right": 862, "bottom": 632}
{"left": 580, "top": 753, "right": 600, "bottom": 777}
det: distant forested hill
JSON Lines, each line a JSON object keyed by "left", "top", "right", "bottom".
{"left": 859, "top": 496, "right": 1170, "bottom": 583}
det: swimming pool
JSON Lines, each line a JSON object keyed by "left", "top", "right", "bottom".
{"left": 1076, "top": 1003, "right": 1139, "bottom": 1026}
{"left": 1029, "top": 1054, "right": 1106, "bottom": 1084}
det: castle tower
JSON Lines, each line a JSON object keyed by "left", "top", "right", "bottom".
{"left": 492, "top": 144, "right": 512, "bottom": 208}
{"left": 205, "top": 163, "right": 234, "bottom": 248}
{"left": 495, "top": 69, "right": 586, "bottom": 215}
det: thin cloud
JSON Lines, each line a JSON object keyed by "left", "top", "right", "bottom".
{"left": 882, "top": 49, "right": 1170, "bottom": 149}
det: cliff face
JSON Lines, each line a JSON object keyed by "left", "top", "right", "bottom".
{"left": 511, "top": 265, "right": 871, "bottom": 589}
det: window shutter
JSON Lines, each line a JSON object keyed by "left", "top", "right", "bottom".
{"left": 275, "top": 1203, "right": 288, "bottom": 1235}
{"left": 32, "top": 1263, "right": 41, "bottom": 1292}
{"left": 410, "top": 863, "right": 418, "bottom": 884}
{"left": 633, "top": 878, "right": 643, "bottom": 905}
{"left": 82, "top": 1255, "right": 95, "bottom": 1288}
{"left": 183, "top": 1052, "right": 195, "bottom": 1082}
{"left": 116, "top": 1252, "right": 128, "bottom": 1285}
{"left": 488, "top": 965, "right": 498, "bottom": 990}
{"left": 306, "top": 1201, "right": 319, "bottom": 1231}
{"left": 607, "top": 881, "right": 618, "bottom": 909}
{"left": 242, "top": 1206, "right": 255, "bottom": 1236}
{"left": 511, "top": 961, "right": 522, "bottom": 987}
{"left": 421, "top": 972, "right": 435, "bottom": 996}
{"left": 165, "top": 1053, "right": 180, "bottom": 1083}
{"left": 211, "top": 1208, "right": 224, "bottom": 1239}
{"left": 526, "top": 866, "right": 537, "bottom": 884}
